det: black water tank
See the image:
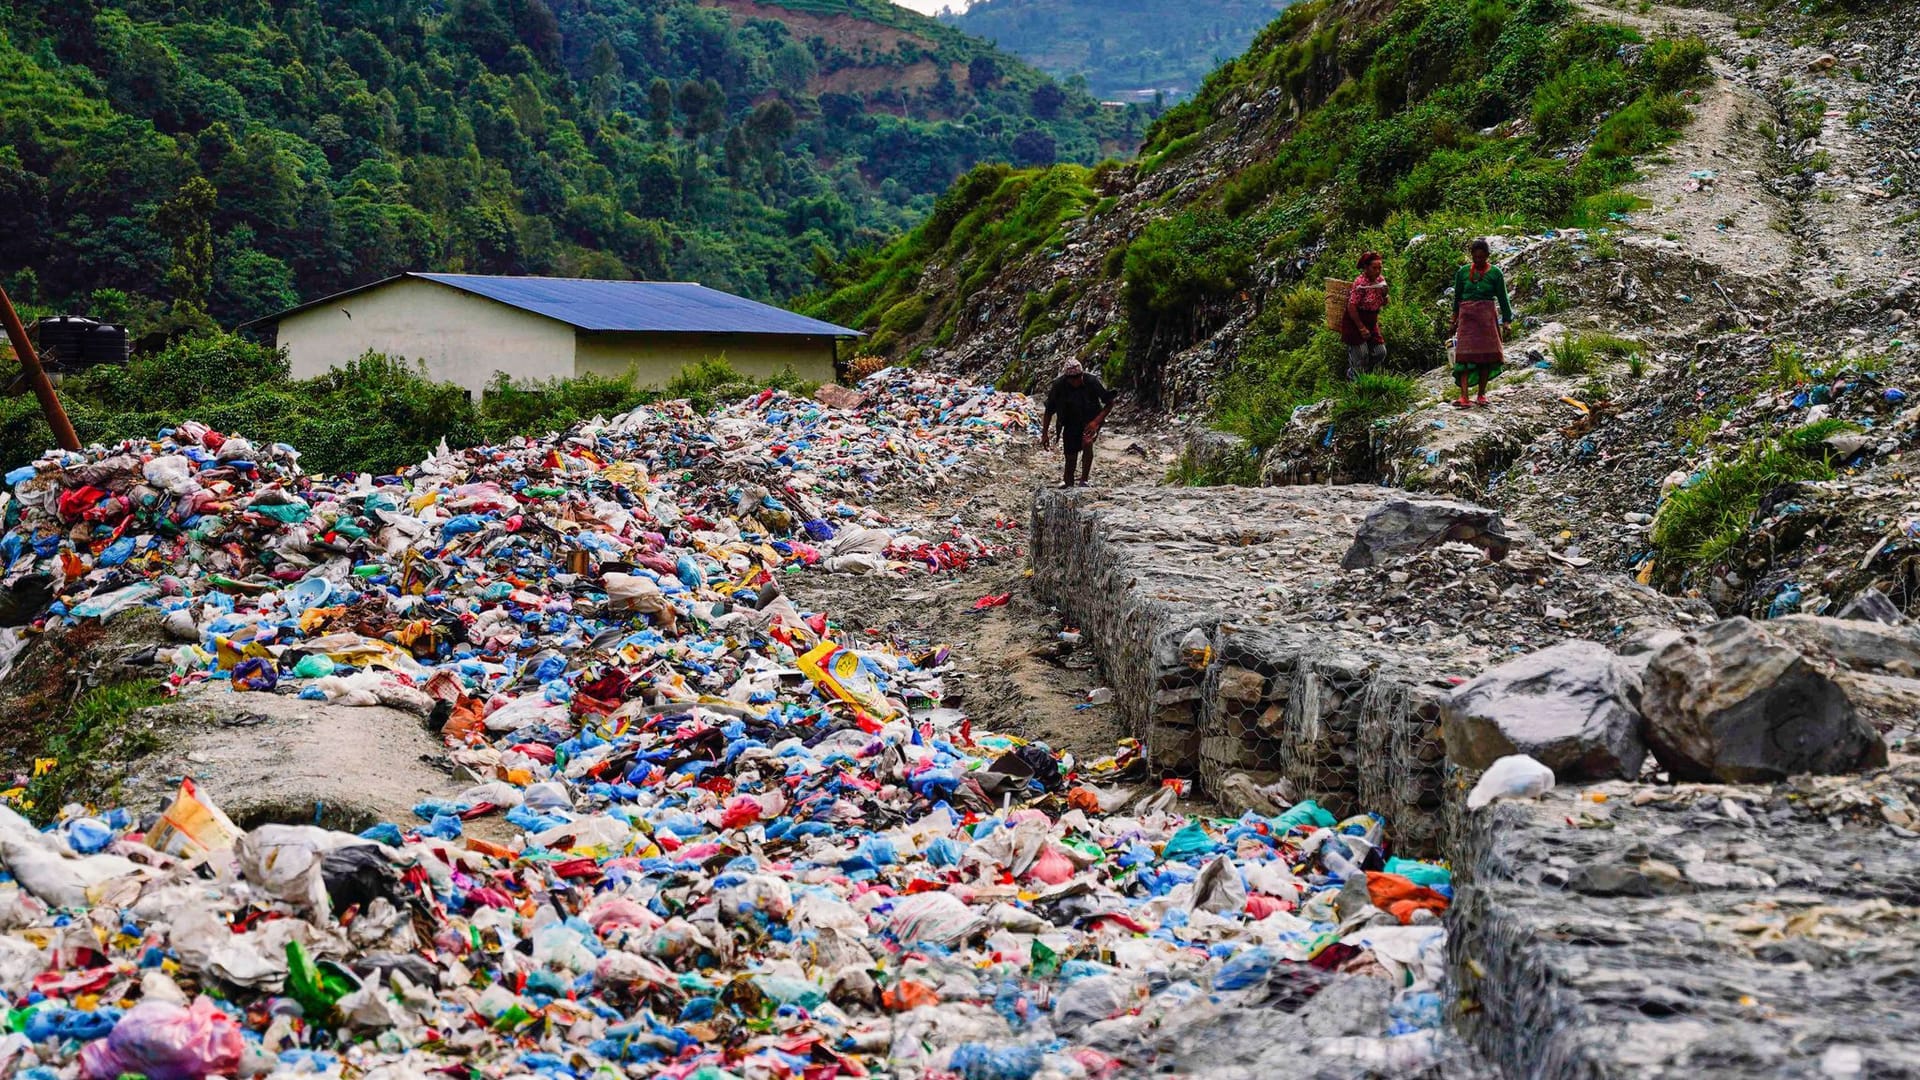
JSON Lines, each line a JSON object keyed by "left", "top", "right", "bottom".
{"left": 80, "top": 321, "right": 130, "bottom": 367}
{"left": 31, "top": 316, "right": 129, "bottom": 372}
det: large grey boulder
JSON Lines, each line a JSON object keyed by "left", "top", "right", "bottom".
{"left": 1765, "top": 613, "right": 1920, "bottom": 677}
{"left": 1642, "top": 618, "right": 1887, "bottom": 782}
{"left": 1443, "top": 640, "right": 1647, "bottom": 780}
{"left": 1339, "top": 498, "right": 1511, "bottom": 569}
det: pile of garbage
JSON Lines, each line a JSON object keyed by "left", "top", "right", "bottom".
{"left": 0, "top": 372, "right": 1458, "bottom": 1077}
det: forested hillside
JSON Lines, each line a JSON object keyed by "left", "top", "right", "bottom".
{"left": 951, "top": 0, "right": 1290, "bottom": 101}
{"left": 0, "top": 0, "right": 1139, "bottom": 334}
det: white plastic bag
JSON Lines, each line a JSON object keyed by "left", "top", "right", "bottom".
{"left": 887, "top": 891, "right": 986, "bottom": 947}
{"left": 1467, "top": 754, "right": 1556, "bottom": 810}
{"left": 233, "top": 824, "right": 373, "bottom": 917}
{"left": 141, "top": 455, "right": 198, "bottom": 495}
{"left": 0, "top": 806, "right": 145, "bottom": 908}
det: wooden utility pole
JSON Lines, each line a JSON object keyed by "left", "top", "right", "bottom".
{"left": 0, "top": 285, "right": 81, "bottom": 452}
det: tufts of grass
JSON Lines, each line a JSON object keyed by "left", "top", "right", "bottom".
{"left": 1550, "top": 334, "right": 1594, "bottom": 375}
{"left": 1675, "top": 405, "right": 1728, "bottom": 447}
{"left": 1770, "top": 342, "right": 1809, "bottom": 389}
{"left": 1779, "top": 416, "right": 1861, "bottom": 453}
{"left": 1652, "top": 435, "right": 1837, "bottom": 569}
{"left": 22, "top": 680, "right": 166, "bottom": 819}
{"left": 1533, "top": 281, "right": 1571, "bottom": 315}
{"left": 1580, "top": 331, "right": 1641, "bottom": 360}
{"left": 1627, "top": 353, "right": 1647, "bottom": 380}
{"left": 1167, "top": 444, "right": 1263, "bottom": 486}
{"left": 1329, "top": 372, "right": 1420, "bottom": 428}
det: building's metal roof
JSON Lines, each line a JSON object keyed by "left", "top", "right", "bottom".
{"left": 245, "top": 273, "right": 861, "bottom": 337}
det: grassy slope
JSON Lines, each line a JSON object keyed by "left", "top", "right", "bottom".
{"left": 808, "top": 0, "right": 1710, "bottom": 442}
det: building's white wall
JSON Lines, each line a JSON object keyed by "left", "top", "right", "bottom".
{"left": 277, "top": 277, "right": 576, "bottom": 395}
{"left": 573, "top": 332, "right": 839, "bottom": 387}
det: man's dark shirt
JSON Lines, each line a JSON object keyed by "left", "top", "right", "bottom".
{"left": 1045, "top": 374, "right": 1117, "bottom": 441}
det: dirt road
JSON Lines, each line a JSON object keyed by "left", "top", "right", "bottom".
{"left": 785, "top": 416, "right": 1179, "bottom": 761}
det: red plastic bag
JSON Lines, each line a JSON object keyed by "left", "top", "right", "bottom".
{"left": 720, "top": 795, "right": 764, "bottom": 829}
{"left": 79, "top": 997, "right": 244, "bottom": 1080}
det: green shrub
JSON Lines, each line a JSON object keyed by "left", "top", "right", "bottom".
{"left": 878, "top": 295, "right": 932, "bottom": 336}
{"left": 1642, "top": 36, "right": 1710, "bottom": 93}
{"left": 1122, "top": 209, "right": 1260, "bottom": 323}
{"left": 1589, "top": 91, "right": 1691, "bottom": 160}
{"left": 0, "top": 331, "right": 817, "bottom": 475}
{"left": 664, "top": 356, "right": 795, "bottom": 413}
{"left": 1167, "top": 443, "right": 1263, "bottom": 486}
{"left": 475, "top": 371, "right": 652, "bottom": 445}
{"left": 1532, "top": 59, "right": 1632, "bottom": 142}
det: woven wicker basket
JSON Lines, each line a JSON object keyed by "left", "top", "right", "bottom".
{"left": 1323, "top": 277, "right": 1351, "bottom": 332}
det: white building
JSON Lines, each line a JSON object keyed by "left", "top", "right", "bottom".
{"left": 247, "top": 273, "right": 859, "bottom": 395}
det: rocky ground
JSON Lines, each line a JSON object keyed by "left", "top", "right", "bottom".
{"left": 1454, "top": 760, "right": 1920, "bottom": 1077}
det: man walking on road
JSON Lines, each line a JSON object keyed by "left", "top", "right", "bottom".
{"left": 1040, "top": 359, "right": 1118, "bottom": 489}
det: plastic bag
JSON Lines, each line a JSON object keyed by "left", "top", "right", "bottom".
{"left": 1466, "top": 754, "right": 1556, "bottom": 810}
{"left": 141, "top": 455, "right": 197, "bottom": 495}
{"left": 78, "top": 996, "right": 244, "bottom": 1080}
{"left": 948, "top": 1043, "right": 1046, "bottom": 1080}
{"left": 0, "top": 934, "right": 48, "bottom": 995}
{"left": 1188, "top": 855, "right": 1248, "bottom": 914}
{"left": 603, "top": 572, "right": 670, "bottom": 614}
{"left": 798, "top": 640, "right": 901, "bottom": 722}
{"left": 231, "top": 656, "right": 277, "bottom": 691}
{"left": 285, "top": 940, "right": 355, "bottom": 1023}
{"left": 143, "top": 779, "right": 241, "bottom": 858}
{"left": 69, "top": 582, "right": 160, "bottom": 621}
{"left": 234, "top": 825, "right": 372, "bottom": 917}
{"left": 320, "top": 846, "right": 409, "bottom": 916}
{"left": 1051, "top": 973, "right": 1137, "bottom": 1031}
{"left": 887, "top": 891, "right": 986, "bottom": 947}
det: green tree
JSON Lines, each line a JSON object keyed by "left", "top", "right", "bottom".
{"left": 215, "top": 250, "right": 299, "bottom": 321}
{"left": 156, "top": 178, "right": 217, "bottom": 310}
{"left": 1031, "top": 82, "right": 1067, "bottom": 119}
{"left": 647, "top": 78, "right": 675, "bottom": 140}
{"left": 968, "top": 54, "right": 1001, "bottom": 91}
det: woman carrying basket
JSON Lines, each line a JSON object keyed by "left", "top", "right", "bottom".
{"left": 1341, "top": 251, "right": 1389, "bottom": 379}
{"left": 1450, "top": 238, "right": 1514, "bottom": 408}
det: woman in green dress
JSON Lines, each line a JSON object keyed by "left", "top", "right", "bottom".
{"left": 1451, "top": 238, "right": 1514, "bottom": 408}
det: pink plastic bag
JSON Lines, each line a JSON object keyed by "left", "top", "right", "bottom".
{"left": 80, "top": 997, "right": 243, "bottom": 1080}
